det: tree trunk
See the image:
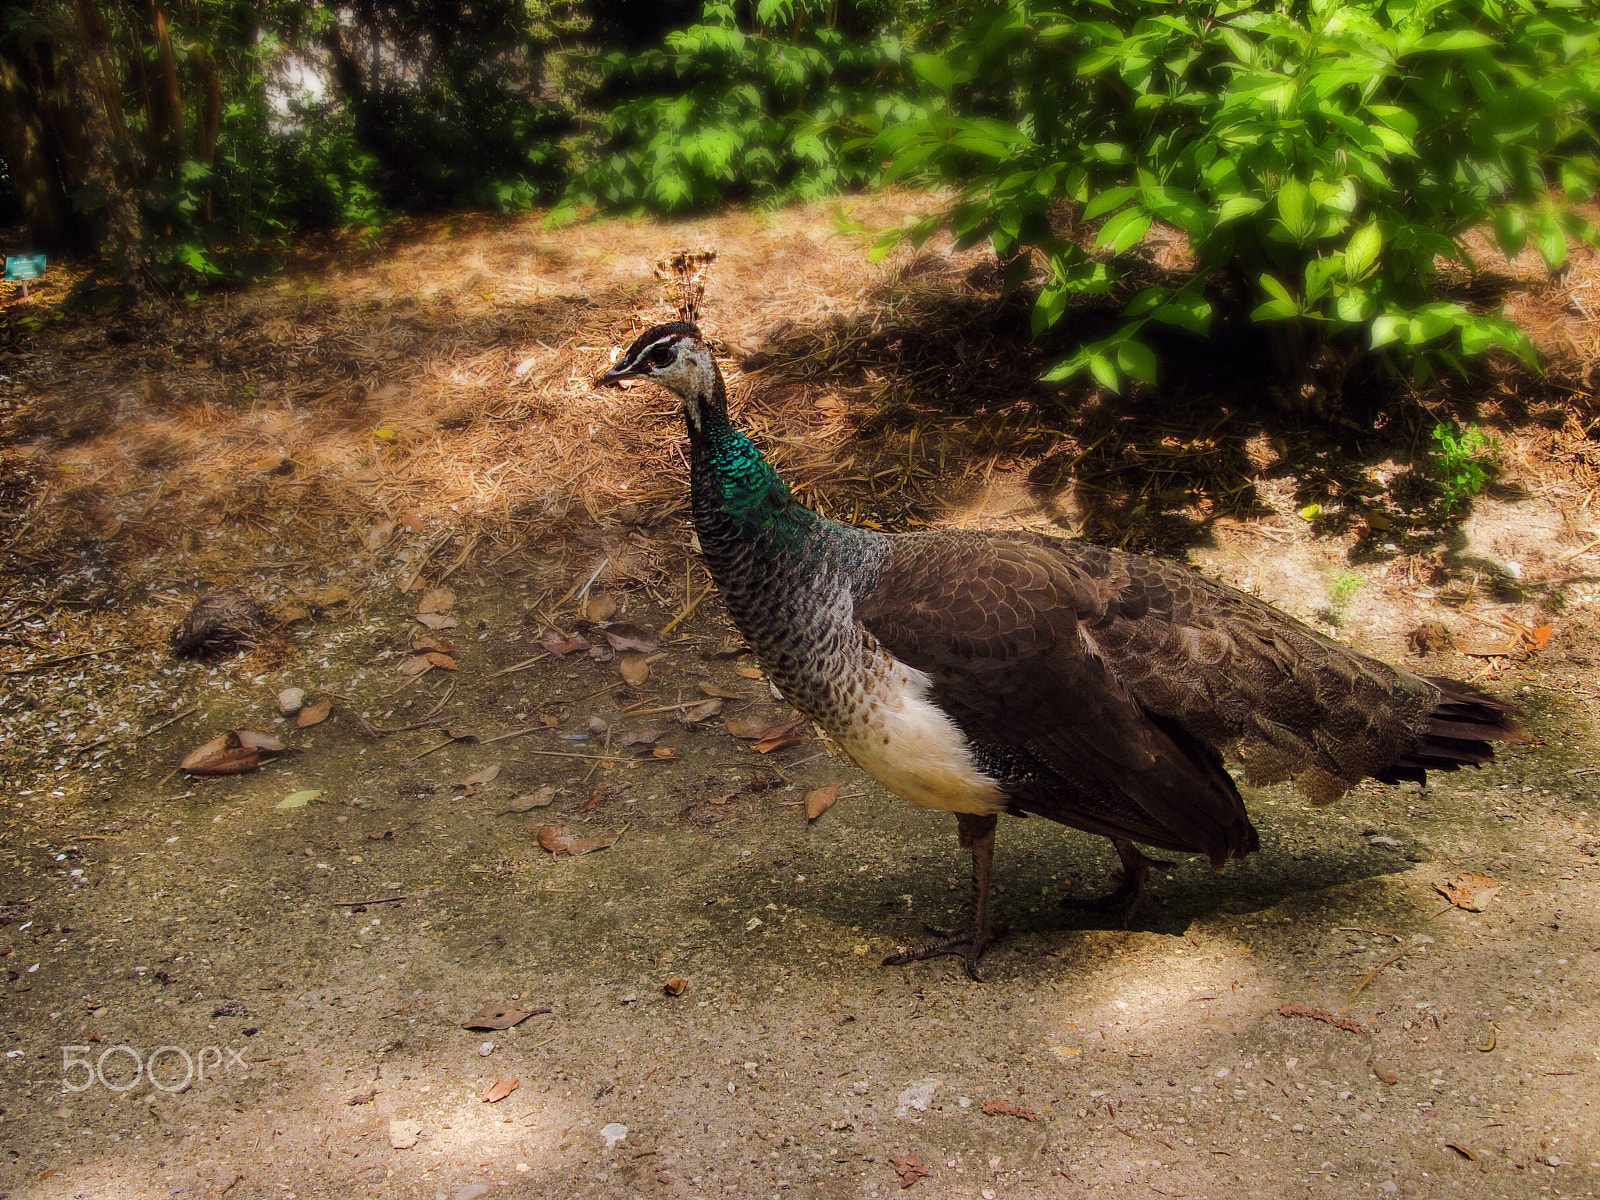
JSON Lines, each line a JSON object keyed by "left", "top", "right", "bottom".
{"left": 0, "top": 47, "right": 82, "bottom": 250}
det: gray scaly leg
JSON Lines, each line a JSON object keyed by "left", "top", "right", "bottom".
{"left": 882, "top": 812, "right": 1000, "bottom": 981}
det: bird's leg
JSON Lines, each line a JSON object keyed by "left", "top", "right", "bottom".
{"left": 882, "top": 812, "right": 1000, "bottom": 981}
{"left": 1062, "top": 838, "right": 1174, "bottom": 926}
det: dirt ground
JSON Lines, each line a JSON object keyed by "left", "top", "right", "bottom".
{"left": 2, "top": 199, "right": 1600, "bottom": 1200}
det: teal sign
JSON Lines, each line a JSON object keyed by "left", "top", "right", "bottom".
{"left": 5, "top": 254, "right": 47, "bottom": 281}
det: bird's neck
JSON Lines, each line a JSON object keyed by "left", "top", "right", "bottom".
{"left": 682, "top": 382, "right": 885, "bottom": 647}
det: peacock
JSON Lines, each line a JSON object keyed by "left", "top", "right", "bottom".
{"left": 596, "top": 321, "right": 1526, "bottom": 979}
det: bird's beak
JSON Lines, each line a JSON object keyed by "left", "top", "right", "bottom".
{"left": 594, "top": 361, "right": 633, "bottom": 389}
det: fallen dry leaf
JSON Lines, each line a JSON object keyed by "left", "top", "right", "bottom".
{"left": 498, "top": 786, "right": 558, "bottom": 814}
{"left": 697, "top": 681, "right": 747, "bottom": 700}
{"left": 615, "top": 728, "right": 663, "bottom": 746}
{"left": 415, "top": 612, "right": 459, "bottom": 630}
{"left": 1454, "top": 637, "right": 1514, "bottom": 658}
{"left": 585, "top": 593, "right": 618, "bottom": 622}
{"left": 424, "top": 651, "right": 458, "bottom": 671}
{"left": 1278, "top": 1002, "right": 1366, "bottom": 1033}
{"left": 364, "top": 520, "right": 396, "bottom": 551}
{"left": 734, "top": 665, "right": 764, "bottom": 679}
{"left": 663, "top": 976, "right": 688, "bottom": 996}
{"left": 537, "top": 825, "right": 624, "bottom": 855}
{"left": 235, "top": 729, "right": 286, "bottom": 752}
{"left": 1446, "top": 1143, "right": 1477, "bottom": 1161}
{"left": 296, "top": 698, "right": 331, "bottom": 728}
{"left": 410, "top": 634, "right": 454, "bottom": 653}
{"left": 577, "top": 783, "right": 628, "bottom": 814}
{"left": 1523, "top": 623, "right": 1554, "bottom": 651}
{"left": 755, "top": 719, "right": 807, "bottom": 754}
{"left": 891, "top": 1155, "right": 930, "bottom": 1188}
{"left": 418, "top": 587, "right": 456, "bottom": 615}
{"left": 598, "top": 622, "right": 659, "bottom": 654}
{"left": 1434, "top": 872, "right": 1502, "bottom": 912}
{"left": 981, "top": 1099, "right": 1040, "bottom": 1121}
{"left": 462, "top": 1004, "right": 535, "bottom": 1030}
{"left": 1373, "top": 1065, "right": 1398, "bottom": 1085}
{"left": 681, "top": 698, "right": 724, "bottom": 724}
{"left": 805, "top": 784, "right": 840, "bottom": 822}
{"left": 540, "top": 633, "right": 590, "bottom": 657}
{"left": 457, "top": 764, "right": 501, "bottom": 796}
{"left": 651, "top": 746, "right": 678, "bottom": 760}
{"left": 617, "top": 653, "right": 650, "bottom": 686}
{"left": 397, "top": 655, "right": 435, "bottom": 676}
{"left": 180, "top": 731, "right": 274, "bottom": 775}
{"left": 482, "top": 1078, "right": 519, "bottom": 1104}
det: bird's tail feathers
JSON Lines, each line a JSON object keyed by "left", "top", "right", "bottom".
{"left": 1374, "top": 677, "right": 1528, "bottom": 785}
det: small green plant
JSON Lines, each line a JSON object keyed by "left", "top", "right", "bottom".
{"left": 1430, "top": 421, "right": 1500, "bottom": 514}
{"left": 1329, "top": 569, "right": 1364, "bottom": 611}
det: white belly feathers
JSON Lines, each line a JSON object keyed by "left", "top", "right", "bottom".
{"left": 831, "top": 652, "right": 1007, "bottom": 817}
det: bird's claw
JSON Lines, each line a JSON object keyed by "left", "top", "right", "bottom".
{"left": 881, "top": 921, "right": 1006, "bottom": 981}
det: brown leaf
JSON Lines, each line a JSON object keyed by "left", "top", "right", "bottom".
{"left": 617, "top": 653, "right": 650, "bottom": 686}
{"left": 598, "top": 622, "right": 659, "bottom": 654}
{"left": 498, "top": 786, "right": 557, "bottom": 814}
{"left": 697, "top": 681, "right": 747, "bottom": 700}
{"left": 410, "top": 635, "right": 454, "bottom": 653}
{"left": 1446, "top": 1143, "right": 1477, "bottom": 1161}
{"left": 891, "top": 1155, "right": 930, "bottom": 1188}
{"left": 615, "top": 728, "right": 663, "bottom": 746}
{"left": 577, "top": 783, "right": 628, "bottom": 814}
{"left": 459, "top": 764, "right": 501, "bottom": 789}
{"left": 1373, "top": 1065, "right": 1398, "bottom": 1085}
{"left": 733, "top": 666, "right": 764, "bottom": 679}
{"left": 418, "top": 587, "right": 456, "bottom": 615}
{"left": 804, "top": 784, "right": 840, "bottom": 822}
{"left": 651, "top": 746, "right": 678, "bottom": 760}
{"left": 415, "top": 612, "right": 459, "bottom": 631}
{"left": 463, "top": 1004, "right": 534, "bottom": 1030}
{"left": 981, "top": 1099, "right": 1040, "bottom": 1121}
{"left": 1278, "top": 1002, "right": 1367, "bottom": 1033}
{"left": 482, "top": 1078, "right": 519, "bottom": 1104}
{"left": 1454, "top": 637, "right": 1514, "bottom": 658}
{"left": 681, "top": 699, "right": 724, "bottom": 724}
{"left": 397, "top": 655, "right": 435, "bottom": 676}
{"left": 662, "top": 976, "right": 688, "bottom": 996}
{"left": 296, "top": 699, "right": 331, "bottom": 728}
{"left": 364, "top": 520, "right": 396, "bottom": 552}
{"left": 754, "top": 721, "right": 807, "bottom": 754}
{"left": 234, "top": 729, "right": 286, "bottom": 752}
{"left": 540, "top": 633, "right": 590, "bottom": 657}
{"left": 1434, "top": 872, "right": 1501, "bottom": 912}
{"left": 1524, "top": 623, "right": 1554, "bottom": 651}
{"left": 179, "top": 732, "right": 261, "bottom": 775}
{"left": 312, "top": 585, "right": 354, "bottom": 608}
{"left": 585, "top": 593, "right": 618, "bottom": 622}
{"left": 567, "top": 830, "right": 623, "bottom": 855}
{"left": 536, "top": 825, "right": 573, "bottom": 854}
{"left": 725, "top": 716, "right": 775, "bottom": 739}
{"left": 424, "top": 652, "right": 458, "bottom": 671}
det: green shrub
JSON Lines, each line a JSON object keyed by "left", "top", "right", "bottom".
{"left": 1429, "top": 419, "right": 1499, "bottom": 513}
{"left": 559, "top": 0, "right": 927, "bottom": 217}
{"left": 866, "top": 0, "right": 1600, "bottom": 396}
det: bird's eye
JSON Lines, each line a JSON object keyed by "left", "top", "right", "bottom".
{"left": 647, "top": 345, "right": 674, "bottom": 367}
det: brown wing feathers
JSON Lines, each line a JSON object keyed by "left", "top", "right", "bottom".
{"left": 857, "top": 531, "right": 1520, "bottom": 860}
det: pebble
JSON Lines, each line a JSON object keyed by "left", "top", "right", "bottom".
{"left": 599, "top": 1122, "right": 628, "bottom": 1150}
{"left": 388, "top": 1118, "right": 422, "bottom": 1149}
{"left": 277, "top": 687, "right": 305, "bottom": 716}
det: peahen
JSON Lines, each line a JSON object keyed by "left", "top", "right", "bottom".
{"left": 596, "top": 321, "right": 1526, "bottom": 979}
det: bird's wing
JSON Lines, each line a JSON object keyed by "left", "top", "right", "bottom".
{"left": 854, "top": 533, "right": 1253, "bottom": 861}
{"left": 1072, "top": 546, "right": 1439, "bottom": 800}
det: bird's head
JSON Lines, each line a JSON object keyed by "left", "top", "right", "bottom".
{"left": 595, "top": 322, "right": 724, "bottom": 430}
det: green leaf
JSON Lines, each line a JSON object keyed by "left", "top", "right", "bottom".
{"left": 1275, "top": 179, "right": 1316, "bottom": 242}
{"left": 1215, "top": 196, "right": 1265, "bottom": 224}
{"left": 1344, "top": 222, "right": 1382, "bottom": 279}
{"left": 1116, "top": 338, "right": 1158, "bottom": 385}
{"left": 1370, "top": 313, "right": 1403, "bottom": 349}
{"left": 911, "top": 53, "right": 962, "bottom": 93}
{"left": 1098, "top": 208, "right": 1153, "bottom": 254}
{"left": 1088, "top": 353, "right": 1121, "bottom": 393}
{"left": 1083, "top": 186, "right": 1139, "bottom": 221}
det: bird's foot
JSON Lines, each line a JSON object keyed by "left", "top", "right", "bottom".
{"left": 882, "top": 921, "right": 1006, "bottom": 982}
{"left": 1061, "top": 842, "right": 1172, "bottom": 927}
